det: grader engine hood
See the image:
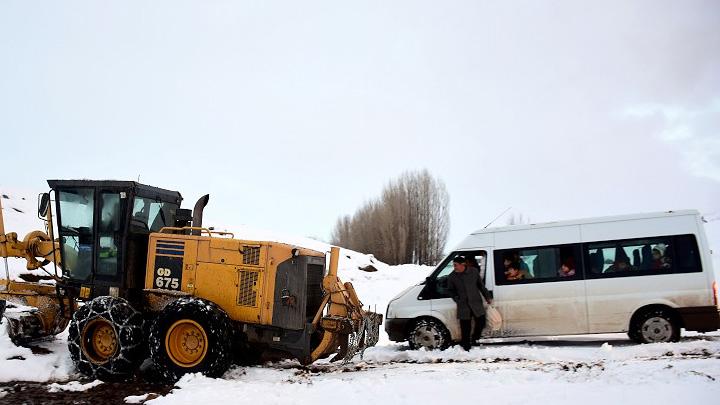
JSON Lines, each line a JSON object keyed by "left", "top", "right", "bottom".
{"left": 143, "top": 229, "right": 382, "bottom": 365}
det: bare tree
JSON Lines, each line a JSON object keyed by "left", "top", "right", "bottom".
{"left": 330, "top": 214, "right": 352, "bottom": 247}
{"left": 331, "top": 169, "right": 450, "bottom": 265}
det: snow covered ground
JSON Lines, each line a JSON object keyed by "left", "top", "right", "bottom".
{"left": 151, "top": 336, "right": 720, "bottom": 405}
{"left": 2, "top": 188, "right": 720, "bottom": 404}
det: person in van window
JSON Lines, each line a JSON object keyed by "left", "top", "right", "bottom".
{"left": 605, "top": 249, "right": 634, "bottom": 273}
{"left": 652, "top": 244, "right": 672, "bottom": 269}
{"left": 505, "top": 262, "right": 525, "bottom": 281}
{"left": 512, "top": 252, "right": 531, "bottom": 278}
{"left": 504, "top": 254, "right": 532, "bottom": 279}
{"left": 558, "top": 257, "right": 576, "bottom": 277}
{"left": 448, "top": 256, "right": 492, "bottom": 351}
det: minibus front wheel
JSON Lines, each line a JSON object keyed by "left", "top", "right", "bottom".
{"left": 408, "top": 318, "right": 450, "bottom": 350}
{"left": 630, "top": 307, "right": 680, "bottom": 344}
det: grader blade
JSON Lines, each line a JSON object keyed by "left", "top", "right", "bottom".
{"left": 330, "top": 333, "right": 349, "bottom": 362}
{"left": 309, "top": 247, "right": 384, "bottom": 364}
{"left": 0, "top": 281, "right": 73, "bottom": 343}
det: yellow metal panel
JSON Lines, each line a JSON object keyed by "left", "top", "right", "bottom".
{"left": 181, "top": 239, "right": 197, "bottom": 294}
{"left": 208, "top": 238, "right": 244, "bottom": 265}
{"left": 145, "top": 234, "right": 198, "bottom": 293}
{"left": 143, "top": 233, "right": 329, "bottom": 330}
{"left": 196, "top": 239, "right": 211, "bottom": 263}
{"left": 259, "top": 244, "right": 280, "bottom": 325}
{"left": 194, "top": 263, "right": 264, "bottom": 323}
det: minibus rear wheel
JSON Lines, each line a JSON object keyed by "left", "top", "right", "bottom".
{"left": 630, "top": 308, "right": 680, "bottom": 344}
{"left": 408, "top": 319, "right": 450, "bottom": 350}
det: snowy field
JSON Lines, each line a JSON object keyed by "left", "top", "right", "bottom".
{"left": 1, "top": 189, "right": 720, "bottom": 403}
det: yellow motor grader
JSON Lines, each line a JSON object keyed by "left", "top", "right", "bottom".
{"left": 0, "top": 180, "right": 381, "bottom": 380}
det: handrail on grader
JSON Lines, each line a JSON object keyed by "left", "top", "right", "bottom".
{"left": 158, "top": 226, "right": 235, "bottom": 238}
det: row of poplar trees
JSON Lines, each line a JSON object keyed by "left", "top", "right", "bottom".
{"left": 331, "top": 169, "right": 450, "bottom": 265}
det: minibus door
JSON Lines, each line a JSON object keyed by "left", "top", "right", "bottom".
{"left": 425, "top": 262, "right": 461, "bottom": 341}
{"left": 490, "top": 244, "right": 589, "bottom": 337}
{"left": 425, "top": 251, "right": 491, "bottom": 342}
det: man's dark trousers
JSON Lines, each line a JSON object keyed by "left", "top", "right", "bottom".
{"left": 460, "top": 315, "right": 486, "bottom": 350}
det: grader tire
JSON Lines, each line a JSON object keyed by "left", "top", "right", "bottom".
{"left": 68, "top": 297, "right": 145, "bottom": 380}
{"left": 149, "top": 298, "right": 234, "bottom": 382}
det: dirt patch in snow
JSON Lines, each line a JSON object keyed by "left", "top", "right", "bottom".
{"left": 0, "top": 380, "right": 172, "bottom": 405}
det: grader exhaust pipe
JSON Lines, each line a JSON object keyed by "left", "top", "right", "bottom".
{"left": 191, "top": 194, "right": 210, "bottom": 236}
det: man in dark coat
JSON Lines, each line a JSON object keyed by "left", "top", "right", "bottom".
{"left": 448, "top": 255, "right": 492, "bottom": 350}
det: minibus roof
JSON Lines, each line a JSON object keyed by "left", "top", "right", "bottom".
{"left": 470, "top": 209, "right": 701, "bottom": 236}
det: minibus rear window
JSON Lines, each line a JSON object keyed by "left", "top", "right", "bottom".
{"left": 584, "top": 234, "right": 702, "bottom": 278}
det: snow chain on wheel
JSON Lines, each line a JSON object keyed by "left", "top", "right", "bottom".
{"left": 408, "top": 319, "right": 450, "bottom": 350}
{"left": 68, "top": 296, "right": 145, "bottom": 380}
{"left": 149, "top": 298, "right": 234, "bottom": 382}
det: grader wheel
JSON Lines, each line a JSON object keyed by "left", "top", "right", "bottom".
{"left": 82, "top": 318, "right": 119, "bottom": 363}
{"left": 149, "top": 298, "right": 234, "bottom": 382}
{"left": 68, "top": 297, "right": 145, "bottom": 379}
{"left": 165, "top": 319, "right": 209, "bottom": 368}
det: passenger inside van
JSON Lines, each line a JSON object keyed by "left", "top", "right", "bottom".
{"left": 605, "top": 249, "right": 634, "bottom": 273}
{"left": 505, "top": 262, "right": 525, "bottom": 281}
{"left": 503, "top": 253, "right": 532, "bottom": 279}
{"left": 558, "top": 257, "right": 576, "bottom": 277}
{"left": 652, "top": 244, "right": 672, "bottom": 269}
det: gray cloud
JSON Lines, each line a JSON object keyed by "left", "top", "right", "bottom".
{"left": 624, "top": 100, "right": 720, "bottom": 182}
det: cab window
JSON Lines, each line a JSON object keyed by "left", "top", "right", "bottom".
{"left": 58, "top": 188, "right": 95, "bottom": 282}
{"left": 131, "top": 197, "right": 177, "bottom": 232}
{"left": 96, "top": 192, "right": 123, "bottom": 278}
{"left": 430, "top": 251, "right": 487, "bottom": 298}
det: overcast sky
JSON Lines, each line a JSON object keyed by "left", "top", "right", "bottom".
{"left": 1, "top": 1, "right": 718, "bottom": 251}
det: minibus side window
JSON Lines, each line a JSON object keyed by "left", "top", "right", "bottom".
{"left": 493, "top": 244, "right": 581, "bottom": 285}
{"left": 584, "top": 234, "right": 701, "bottom": 278}
{"left": 673, "top": 235, "right": 701, "bottom": 273}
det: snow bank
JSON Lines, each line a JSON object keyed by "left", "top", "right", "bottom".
{"left": 146, "top": 339, "right": 720, "bottom": 405}
{"left": 0, "top": 325, "right": 74, "bottom": 383}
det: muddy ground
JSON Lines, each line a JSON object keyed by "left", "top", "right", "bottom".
{"left": 0, "top": 380, "right": 172, "bottom": 405}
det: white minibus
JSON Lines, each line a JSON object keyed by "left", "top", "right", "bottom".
{"left": 385, "top": 210, "right": 720, "bottom": 348}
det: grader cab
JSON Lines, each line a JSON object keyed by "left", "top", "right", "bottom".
{"left": 1, "top": 180, "right": 381, "bottom": 380}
